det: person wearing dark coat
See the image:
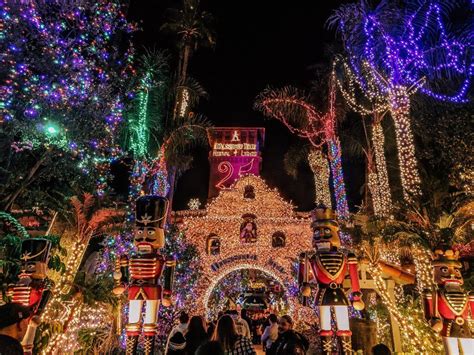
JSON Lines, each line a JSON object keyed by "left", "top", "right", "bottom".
{"left": 0, "top": 303, "right": 33, "bottom": 355}
{"left": 269, "top": 315, "right": 309, "bottom": 355}
{"left": 184, "top": 316, "right": 209, "bottom": 355}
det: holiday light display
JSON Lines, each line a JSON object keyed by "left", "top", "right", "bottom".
{"left": 307, "top": 149, "right": 332, "bottom": 207}
{"left": 298, "top": 206, "right": 364, "bottom": 354}
{"left": 332, "top": 58, "right": 392, "bottom": 216}
{"left": 359, "top": 239, "right": 444, "bottom": 353}
{"left": 187, "top": 198, "right": 201, "bottom": 210}
{"left": 423, "top": 247, "right": 474, "bottom": 354}
{"left": 371, "top": 121, "right": 392, "bottom": 216}
{"left": 176, "top": 175, "right": 314, "bottom": 322}
{"left": 255, "top": 86, "right": 350, "bottom": 219}
{"left": 129, "top": 72, "right": 152, "bottom": 159}
{"left": 113, "top": 195, "right": 175, "bottom": 355}
{"left": 8, "top": 238, "right": 52, "bottom": 354}
{"left": 0, "top": 1, "right": 135, "bottom": 205}
{"left": 331, "top": 0, "right": 473, "bottom": 201}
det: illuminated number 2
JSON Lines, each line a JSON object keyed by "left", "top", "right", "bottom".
{"left": 215, "top": 161, "right": 234, "bottom": 189}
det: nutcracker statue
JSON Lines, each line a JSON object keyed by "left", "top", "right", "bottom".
{"left": 423, "top": 247, "right": 473, "bottom": 355}
{"left": 298, "top": 206, "right": 364, "bottom": 354}
{"left": 113, "top": 195, "right": 176, "bottom": 355}
{"left": 8, "top": 238, "right": 52, "bottom": 354}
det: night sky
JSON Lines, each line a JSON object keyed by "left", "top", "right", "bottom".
{"left": 127, "top": 0, "right": 364, "bottom": 211}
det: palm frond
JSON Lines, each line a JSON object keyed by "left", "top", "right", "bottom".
{"left": 88, "top": 209, "right": 123, "bottom": 233}
{"left": 255, "top": 86, "right": 325, "bottom": 143}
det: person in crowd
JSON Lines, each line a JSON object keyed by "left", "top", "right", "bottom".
{"left": 165, "top": 311, "right": 189, "bottom": 355}
{"left": 0, "top": 303, "right": 33, "bottom": 355}
{"left": 195, "top": 340, "right": 225, "bottom": 355}
{"left": 207, "top": 311, "right": 224, "bottom": 338}
{"left": 372, "top": 343, "right": 391, "bottom": 355}
{"left": 229, "top": 309, "right": 251, "bottom": 339}
{"left": 261, "top": 314, "right": 279, "bottom": 354}
{"left": 269, "top": 315, "right": 309, "bottom": 355}
{"left": 184, "top": 315, "right": 209, "bottom": 355}
{"left": 212, "top": 315, "right": 256, "bottom": 355}
{"left": 241, "top": 309, "right": 252, "bottom": 330}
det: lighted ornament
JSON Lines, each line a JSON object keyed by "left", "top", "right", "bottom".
{"left": 187, "top": 198, "right": 201, "bottom": 210}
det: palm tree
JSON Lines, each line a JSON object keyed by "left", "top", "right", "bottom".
{"left": 59, "top": 193, "right": 123, "bottom": 293}
{"left": 255, "top": 79, "right": 350, "bottom": 219}
{"left": 332, "top": 56, "right": 393, "bottom": 217}
{"left": 161, "top": 0, "right": 215, "bottom": 85}
{"left": 328, "top": 0, "right": 472, "bottom": 203}
{"left": 382, "top": 184, "right": 473, "bottom": 290}
{"left": 123, "top": 51, "right": 211, "bottom": 206}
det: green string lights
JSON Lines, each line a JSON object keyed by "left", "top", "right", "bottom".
{"left": 129, "top": 72, "right": 152, "bottom": 159}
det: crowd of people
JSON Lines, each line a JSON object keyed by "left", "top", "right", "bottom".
{"left": 165, "top": 309, "right": 309, "bottom": 355}
{"left": 0, "top": 303, "right": 392, "bottom": 354}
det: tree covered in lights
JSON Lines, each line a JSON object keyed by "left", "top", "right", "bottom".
{"left": 255, "top": 79, "right": 350, "bottom": 219}
{"left": 0, "top": 0, "right": 135, "bottom": 211}
{"left": 329, "top": 0, "right": 473, "bottom": 203}
{"left": 123, "top": 51, "right": 210, "bottom": 199}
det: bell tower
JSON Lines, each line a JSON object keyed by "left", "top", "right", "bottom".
{"left": 207, "top": 127, "right": 265, "bottom": 198}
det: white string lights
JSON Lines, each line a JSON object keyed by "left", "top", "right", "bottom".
{"left": 176, "top": 175, "right": 314, "bottom": 323}
{"left": 308, "top": 149, "right": 332, "bottom": 207}
{"left": 388, "top": 86, "right": 421, "bottom": 202}
{"left": 332, "top": 58, "right": 394, "bottom": 213}
{"left": 371, "top": 122, "right": 392, "bottom": 216}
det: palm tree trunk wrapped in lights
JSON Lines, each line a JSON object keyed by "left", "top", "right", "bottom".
{"left": 308, "top": 148, "right": 332, "bottom": 207}
{"left": 371, "top": 120, "right": 392, "bottom": 216}
{"left": 327, "top": 137, "right": 350, "bottom": 218}
{"left": 388, "top": 87, "right": 421, "bottom": 202}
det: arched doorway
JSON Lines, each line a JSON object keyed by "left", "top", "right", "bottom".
{"left": 203, "top": 264, "right": 294, "bottom": 318}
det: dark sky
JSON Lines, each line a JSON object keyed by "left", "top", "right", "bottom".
{"left": 127, "top": 0, "right": 364, "bottom": 211}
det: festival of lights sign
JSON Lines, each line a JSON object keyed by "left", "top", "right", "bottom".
{"left": 207, "top": 127, "right": 265, "bottom": 197}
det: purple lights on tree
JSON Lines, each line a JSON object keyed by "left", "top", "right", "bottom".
{"left": 330, "top": 0, "right": 473, "bottom": 201}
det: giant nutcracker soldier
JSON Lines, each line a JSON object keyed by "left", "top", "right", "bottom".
{"left": 423, "top": 247, "right": 473, "bottom": 355}
{"left": 298, "top": 206, "right": 364, "bottom": 354}
{"left": 9, "top": 238, "right": 52, "bottom": 354}
{"left": 113, "top": 195, "right": 176, "bottom": 355}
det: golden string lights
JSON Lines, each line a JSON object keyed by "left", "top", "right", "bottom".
{"left": 332, "top": 58, "right": 393, "bottom": 215}
{"left": 308, "top": 149, "right": 332, "bottom": 207}
{"left": 371, "top": 121, "right": 392, "bottom": 216}
{"left": 176, "top": 175, "right": 314, "bottom": 321}
{"left": 43, "top": 301, "right": 113, "bottom": 354}
{"left": 388, "top": 85, "right": 421, "bottom": 202}
{"left": 368, "top": 264, "right": 442, "bottom": 353}
{"left": 333, "top": 56, "right": 422, "bottom": 203}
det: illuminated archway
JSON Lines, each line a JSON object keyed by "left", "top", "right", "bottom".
{"left": 175, "top": 175, "right": 316, "bottom": 323}
{"left": 202, "top": 263, "right": 294, "bottom": 316}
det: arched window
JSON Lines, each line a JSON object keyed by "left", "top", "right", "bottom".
{"left": 206, "top": 234, "right": 220, "bottom": 255}
{"left": 244, "top": 185, "right": 255, "bottom": 199}
{"left": 272, "top": 231, "right": 286, "bottom": 248}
